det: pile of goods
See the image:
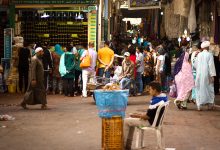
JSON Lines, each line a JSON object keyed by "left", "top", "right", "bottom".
{"left": 102, "top": 83, "right": 120, "bottom": 91}
{"left": 6, "top": 46, "right": 20, "bottom": 93}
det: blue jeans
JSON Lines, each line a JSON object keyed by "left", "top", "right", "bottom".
{"left": 136, "top": 72, "right": 143, "bottom": 93}
{"left": 98, "top": 68, "right": 111, "bottom": 78}
{"left": 120, "top": 77, "right": 131, "bottom": 90}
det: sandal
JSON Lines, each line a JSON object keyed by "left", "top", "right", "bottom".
{"left": 41, "top": 105, "right": 48, "bottom": 110}
{"left": 20, "top": 103, "right": 28, "bottom": 110}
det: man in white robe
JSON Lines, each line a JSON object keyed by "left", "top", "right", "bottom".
{"left": 195, "top": 41, "right": 216, "bottom": 110}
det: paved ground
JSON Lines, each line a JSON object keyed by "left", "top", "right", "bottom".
{"left": 0, "top": 93, "right": 220, "bottom": 150}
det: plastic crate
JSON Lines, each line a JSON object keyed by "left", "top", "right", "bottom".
{"left": 102, "top": 117, "right": 123, "bottom": 150}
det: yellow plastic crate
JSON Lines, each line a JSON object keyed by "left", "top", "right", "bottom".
{"left": 102, "top": 117, "right": 123, "bottom": 150}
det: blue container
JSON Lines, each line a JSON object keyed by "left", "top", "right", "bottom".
{"left": 94, "top": 90, "right": 129, "bottom": 118}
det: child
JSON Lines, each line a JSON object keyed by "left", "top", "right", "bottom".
{"left": 124, "top": 82, "right": 168, "bottom": 150}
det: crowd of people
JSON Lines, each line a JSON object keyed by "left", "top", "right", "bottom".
{"left": 17, "top": 35, "right": 219, "bottom": 111}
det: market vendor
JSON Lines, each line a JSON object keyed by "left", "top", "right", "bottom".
{"left": 123, "top": 82, "right": 168, "bottom": 150}
{"left": 119, "top": 52, "right": 134, "bottom": 91}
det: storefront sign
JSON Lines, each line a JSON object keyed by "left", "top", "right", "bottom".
{"left": 88, "top": 7, "right": 97, "bottom": 50}
{"left": 12, "top": 0, "right": 97, "bottom": 4}
{"left": 4, "top": 28, "right": 13, "bottom": 59}
{"left": 128, "top": 0, "right": 161, "bottom": 10}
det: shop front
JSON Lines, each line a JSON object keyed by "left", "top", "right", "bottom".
{"left": 12, "top": 0, "right": 98, "bottom": 48}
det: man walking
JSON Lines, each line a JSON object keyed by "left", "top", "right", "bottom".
{"left": 195, "top": 41, "right": 216, "bottom": 110}
{"left": 21, "top": 47, "right": 48, "bottom": 109}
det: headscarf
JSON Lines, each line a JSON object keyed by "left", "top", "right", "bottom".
{"left": 173, "top": 51, "right": 185, "bottom": 76}
{"left": 54, "top": 44, "right": 64, "bottom": 56}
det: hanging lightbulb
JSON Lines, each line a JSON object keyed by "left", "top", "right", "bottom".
{"left": 184, "top": 29, "right": 187, "bottom": 36}
{"left": 78, "top": 12, "right": 81, "bottom": 19}
{"left": 186, "top": 37, "right": 191, "bottom": 42}
{"left": 75, "top": 13, "right": 78, "bottom": 19}
{"left": 41, "top": 13, "right": 49, "bottom": 18}
{"left": 178, "top": 37, "right": 182, "bottom": 47}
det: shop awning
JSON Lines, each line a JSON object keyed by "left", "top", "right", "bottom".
{"left": 121, "top": 9, "right": 149, "bottom": 18}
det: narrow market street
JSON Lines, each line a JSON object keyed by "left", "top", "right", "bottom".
{"left": 0, "top": 94, "right": 220, "bottom": 150}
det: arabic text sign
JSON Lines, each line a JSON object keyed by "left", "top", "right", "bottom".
{"left": 129, "top": 0, "right": 161, "bottom": 10}
{"left": 4, "top": 28, "right": 13, "bottom": 59}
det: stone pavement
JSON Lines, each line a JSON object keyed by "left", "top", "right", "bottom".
{"left": 0, "top": 93, "right": 220, "bottom": 150}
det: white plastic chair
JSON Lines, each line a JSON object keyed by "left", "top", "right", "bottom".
{"left": 135, "top": 101, "right": 169, "bottom": 150}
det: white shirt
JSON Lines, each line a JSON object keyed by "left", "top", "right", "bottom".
{"left": 156, "top": 55, "right": 165, "bottom": 74}
{"left": 136, "top": 52, "right": 144, "bottom": 73}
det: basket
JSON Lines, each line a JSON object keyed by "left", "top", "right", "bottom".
{"left": 87, "top": 83, "right": 97, "bottom": 90}
{"left": 102, "top": 117, "right": 123, "bottom": 150}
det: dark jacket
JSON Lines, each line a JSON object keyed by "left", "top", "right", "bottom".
{"left": 18, "top": 47, "right": 31, "bottom": 71}
{"left": 42, "top": 48, "right": 53, "bottom": 71}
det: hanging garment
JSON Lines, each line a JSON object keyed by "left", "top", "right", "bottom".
{"left": 174, "top": 0, "right": 191, "bottom": 17}
{"left": 188, "top": 0, "right": 197, "bottom": 33}
{"left": 164, "top": 3, "right": 180, "bottom": 38}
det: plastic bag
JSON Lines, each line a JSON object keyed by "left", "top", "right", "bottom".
{"left": 94, "top": 90, "right": 129, "bottom": 118}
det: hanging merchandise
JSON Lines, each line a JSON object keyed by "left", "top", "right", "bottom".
{"left": 188, "top": 0, "right": 196, "bottom": 33}
{"left": 198, "top": 0, "right": 212, "bottom": 38}
{"left": 164, "top": 3, "right": 180, "bottom": 38}
{"left": 19, "top": 10, "right": 89, "bottom": 46}
{"left": 214, "top": 6, "right": 220, "bottom": 44}
{"left": 174, "top": 0, "right": 191, "bottom": 17}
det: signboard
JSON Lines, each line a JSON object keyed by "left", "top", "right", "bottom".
{"left": 4, "top": 28, "right": 13, "bottom": 59}
{"left": 88, "top": 7, "right": 97, "bottom": 50}
{"left": 12, "top": 0, "right": 97, "bottom": 4}
{"left": 128, "top": 0, "right": 161, "bottom": 10}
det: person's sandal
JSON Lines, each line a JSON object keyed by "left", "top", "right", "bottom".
{"left": 20, "top": 103, "right": 28, "bottom": 109}
{"left": 41, "top": 105, "right": 48, "bottom": 110}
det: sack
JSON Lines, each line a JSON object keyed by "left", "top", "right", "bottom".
{"left": 94, "top": 90, "right": 129, "bottom": 118}
{"left": 169, "top": 83, "right": 177, "bottom": 98}
{"left": 80, "top": 51, "right": 91, "bottom": 68}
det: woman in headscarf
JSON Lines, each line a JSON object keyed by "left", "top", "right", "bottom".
{"left": 51, "top": 44, "right": 64, "bottom": 94}
{"left": 59, "top": 45, "right": 76, "bottom": 97}
{"left": 174, "top": 51, "right": 194, "bottom": 109}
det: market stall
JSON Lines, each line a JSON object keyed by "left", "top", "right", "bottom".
{"left": 12, "top": 0, "right": 98, "bottom": 47}
{"left": 94, "top": 87, "right": 129, "bottom": 150}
